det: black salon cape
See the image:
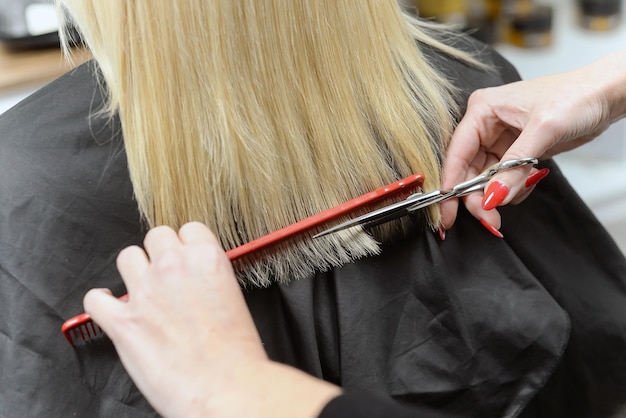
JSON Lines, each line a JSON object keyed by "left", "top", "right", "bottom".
{"left": 1, "top": 37, "right": 626, "bottom": 418}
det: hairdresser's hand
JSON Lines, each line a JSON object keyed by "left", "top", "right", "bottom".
{"left": 84, "top": 222, "right": 340, "bottom": 418}
{"left": 440, "top": 49, "right": 626, "bottom": 233}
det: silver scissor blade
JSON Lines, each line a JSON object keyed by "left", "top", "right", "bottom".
{"left": 313, "top": 190, "right": 442, "bottom": 239}
{"left": 405, "top": 190, "right": 454, "bottom": 213}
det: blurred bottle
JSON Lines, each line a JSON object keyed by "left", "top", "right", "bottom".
{"left": 415, "top": 0, "right": 503, "bottom": 43}
{"left": 467, "top": 0, "right": 502, "bottom": 44}
{"left": 500, "top": 0, "right": 534, "bottom": 16}
{"left": 577, "top": 0, "right": 622, "bottom": 31}
{"left": 415, "top": 0, "right": 468, "bottom": 26}
{"left": 414, "top": 0, "right": 556, "bottom": 48}
{"left": 506, "top": 4, "right": 554, "bottom": 48}
{"left": 494, "top": 0, "right": 554, "bottom": 48}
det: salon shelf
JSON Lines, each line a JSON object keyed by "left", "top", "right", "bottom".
{"left": 0, "top": 45, "right": 89, "bottom": 92}
{"left": 0, "top": 45, "right": 90, "bottom": 115}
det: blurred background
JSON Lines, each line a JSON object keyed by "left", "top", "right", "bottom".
{"left": 0, "top": 0, "right": 625, "bottom": 253}
{"left": 0, "top": 0, "right": 60, "bottom": 49}
{"left": 0, "top": 0, "right": 88, "bottom": 108}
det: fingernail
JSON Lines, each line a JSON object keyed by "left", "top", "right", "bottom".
{"left": 438, "top": 226, "right": 446, "bottom": 241}
{"left": 525, "top": 168, "right": 550, "bottom": 188}
{"left": 479, "top": 218, "right": 504, "bottom": 238}
{"left": 482, "top": 181, "right": 509, "bottom": 211}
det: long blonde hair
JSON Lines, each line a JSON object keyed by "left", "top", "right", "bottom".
{"left": 60, "top": 0, "right": 479, "bottom": 286}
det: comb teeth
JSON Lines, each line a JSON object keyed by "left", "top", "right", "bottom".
{"left": 71, "top": 321, "right": 104, "bottom": 345}
{"left": 62, "top": 314, "right": 105, "bottom": 346}
{"left": 61, "top": 294, "right": 130, "bottom": 346}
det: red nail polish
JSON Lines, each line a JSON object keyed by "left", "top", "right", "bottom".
{"left": 525, "top": 168, "right": 550, "bottom": 188}
{"left": 438, "top": 226, "right": 446, "bottom": 241}
{"left": 479, "top": 218, "right": 504, "bottom": 238}
{"left": 482, "top": 182, "right": 509, "bottom": 211}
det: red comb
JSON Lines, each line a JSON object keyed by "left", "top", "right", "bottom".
{"left": 61, "top": 173, "right": 424, "bottom": 345}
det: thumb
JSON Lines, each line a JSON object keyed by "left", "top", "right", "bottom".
{"left": 83, "top": 288, "right": 127, "bottom": 340}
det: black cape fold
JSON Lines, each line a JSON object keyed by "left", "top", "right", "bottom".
{"left": 1, "top": 37, "right": 626, "bottom": 417}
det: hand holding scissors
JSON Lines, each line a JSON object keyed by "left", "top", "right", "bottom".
{"left": 315, "top": 157, "right": 538, "bottom": 239}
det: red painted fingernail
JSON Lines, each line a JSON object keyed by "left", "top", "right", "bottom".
{"left": 525, "top": 168, "right": 550, "bottom": 188}
{"left": 479, "top": 218, "right": 504, "bottom": 238}
{"left": 482, "top": 182, "right": 509, "bottom": 211}
{"left": 438, "top": 226, "right": 446, "bottom": 241}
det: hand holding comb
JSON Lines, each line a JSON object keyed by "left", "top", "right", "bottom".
{"left": 61, "top": 173, "right": 425, "bottom": 346}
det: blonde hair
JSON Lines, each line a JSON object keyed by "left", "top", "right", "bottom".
{"left": 60, "top": 0, "right": 480, "bottom": 286}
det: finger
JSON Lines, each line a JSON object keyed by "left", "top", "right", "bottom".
{"left": 116, "top": 245, "right": 150, "bottom": 294}
{"left": 510, "top": 184, "right": 535, "bottom": 206}
{"left": 441, "top": 117, "right": 483, "bottom": 190}
{"left": 442, "top": 90, "right": 513, "bottom": 190}
{"left": 480, "top": 164, "right": 532, "bottom": 210}
{"left": 143, "top": 225, "right": 182, "bottom": 260}
{"left": 508, "top": 167, "right": 551, "bottom": 205}
{"left": 441, "top": 94, "right": 516, "bottom": 229}
{"left": 83, "top": 288, "right": 127, "bottom": 340}
{"left": 177, "top": 222, "right": 233, "bottom": 282}
{"left": 441, "top": 152, "right": 493, "bottom": 230}
{"left": 462, "top": 192, "right": 502, "bottom": 233}
{"left": 178, "top": 222, "right": 220, "bottom": 246}
{"left": 480, "top": 125, "right": 556, "bottom": 209}
{"left": 439, "top": 198, "right": 460, "bottom": 231}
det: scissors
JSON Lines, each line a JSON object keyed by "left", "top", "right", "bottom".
{"left": 314, "top": 157, "right": 538, "bottom": 238}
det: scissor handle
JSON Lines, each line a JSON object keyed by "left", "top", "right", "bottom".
{"left": 452, "top": 158, "right": 538, "bottom": 196}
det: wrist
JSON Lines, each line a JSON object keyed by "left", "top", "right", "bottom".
{"left": 591, "top": 49, "right": 626, "bottom": 123}
{"left": 245, "top": 361, "right": 342, "bottom": 418}
{"left": 193, "top": 360, "right": 341, "bottom": 418}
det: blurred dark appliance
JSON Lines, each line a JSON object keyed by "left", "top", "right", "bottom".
{"left": 0, "top": 0, "right": 62, "bottom": 50}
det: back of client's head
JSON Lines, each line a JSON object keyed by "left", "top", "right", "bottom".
{"left": 59, "top": 0, "right": 477, "bottom": 285}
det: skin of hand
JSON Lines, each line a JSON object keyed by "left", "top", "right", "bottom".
{"left": 83, "top": 222, "right": 341, "bottom": 418}
{"left": 440, "top": 49, "right": 626, "bottom": 232}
